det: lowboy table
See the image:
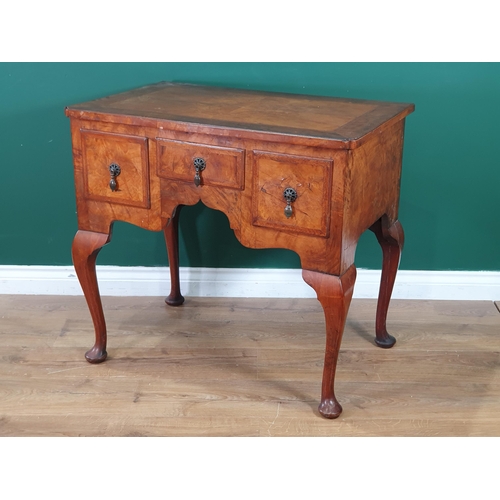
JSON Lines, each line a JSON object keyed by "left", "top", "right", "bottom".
{"left": 66, "top": 83, "right": 414, "bottom": 418}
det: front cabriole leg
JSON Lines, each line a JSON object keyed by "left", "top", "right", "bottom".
{"left": 302, "top": 265, "right": 357, "bottom": 419}
{"left": 369, "top": 217, "right": 404, "bottom": 348}
{"left": 72, "top": 229, "right": 112, "bottom": 363}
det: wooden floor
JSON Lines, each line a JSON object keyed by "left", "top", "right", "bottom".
{"left": 0, "top": 294, "right": 499, "bottom": 436}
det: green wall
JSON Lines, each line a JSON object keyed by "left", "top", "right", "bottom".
{"left": 1, "top": 63, "right": 499, "bottom": 271}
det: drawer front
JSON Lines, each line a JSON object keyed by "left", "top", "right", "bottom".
{"left": 156, "top": 138, "right": 245, "bottom": 190}
{"left": 81, "top": 130, "right": 150, "bottom": 208}
{"left": 251, "top": 151, "right": 333, "bottom": 237}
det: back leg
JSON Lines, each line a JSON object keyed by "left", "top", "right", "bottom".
{"left": 163, "top": 205, "right": 185, "bottom": 306}
{"left": 369, "top": 217, "right": 404, "bottom": 348}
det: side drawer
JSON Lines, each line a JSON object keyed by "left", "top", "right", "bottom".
{"left": 251, "top": 151, "right": 333, "bottom": 237}
{"left": 81, "top": 130, "right": 150, "bottom": 208}
{"left": 156, "top": 138, "right": 245, "bottom": 190}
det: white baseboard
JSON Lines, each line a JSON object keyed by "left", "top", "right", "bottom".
{"left": 0, "top": 265, "right": 499, "bottom": 301}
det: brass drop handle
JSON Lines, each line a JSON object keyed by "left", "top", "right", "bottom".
{"left": 109, "top": 163, "right": 121, "bottom": 192}
{"left": 283, "top": 187, "right": 297, "bottom": 218}
{"left": 193, "top": 157, "right": 206, "bottom": 187}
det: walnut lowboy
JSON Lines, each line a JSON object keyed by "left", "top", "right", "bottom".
{"left": 66, "top": 83, "right": 414, "bottom": 419}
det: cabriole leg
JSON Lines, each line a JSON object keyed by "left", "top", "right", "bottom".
{"left": 163, "top": 205, "right": 185, "bottom": 306}
{"left": 302, "top": 265, "right": 357, "bottom": 419}
{"left": 72, "top": 229, "right": 112, "bottom": 363}
{"left": 369, "top": 218, "right": 405, "bottom": 348}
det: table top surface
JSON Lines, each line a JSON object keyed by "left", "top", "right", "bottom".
{"left": 66, "top": 82, "right": 414, "bottom": 143}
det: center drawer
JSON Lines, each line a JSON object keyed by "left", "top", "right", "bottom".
{"left": 156, "top": 138, "right": 245, "bottom": 190}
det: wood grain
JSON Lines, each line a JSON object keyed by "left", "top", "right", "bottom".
{"left": 81, "top": 129, "right": 150, "bottom": 208}
{"left": 70, "top": 119, "right": 163, "bottom": 235}
{"left": 71, "top": 230, "right": 112, "bottom": 363}
{"left": 1, "top": 295, "right": 499, "bottom": 436}
{"left": 66, "top": 83, "right": 414, "bottom": 418}
{"left": 65, "top": 82, "right": 414, "bottom": 146}
{"left": 303, "top": 266, "right": 357, "bottom": 418}
{"left": 369, "top": 217, "right": 404, "bottom": 347}
{"left": 163, "top": 206, "right": 184, "bottom": 307}
{"left": 156, "top": 138, "right": 245, "bottom": 190}
{"left": 251, "top": 151, "right": 333, "bottom": 237}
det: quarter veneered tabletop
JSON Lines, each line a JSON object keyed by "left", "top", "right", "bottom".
{"left": 66, "top": 82, "right": 414, "bottom": 146}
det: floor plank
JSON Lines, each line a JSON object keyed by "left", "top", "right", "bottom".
{"left": 0, "top": 295, "right": 499, "bottom": 436}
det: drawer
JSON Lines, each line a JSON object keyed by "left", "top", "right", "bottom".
{"left": 81, "top": 130, "right": 150, "bottom": 208}
{"left": 251, "top": 151, "right": 333, "bottom": 237}
{"left": 156, "top": 138, "right": 245, "bottom": 190}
